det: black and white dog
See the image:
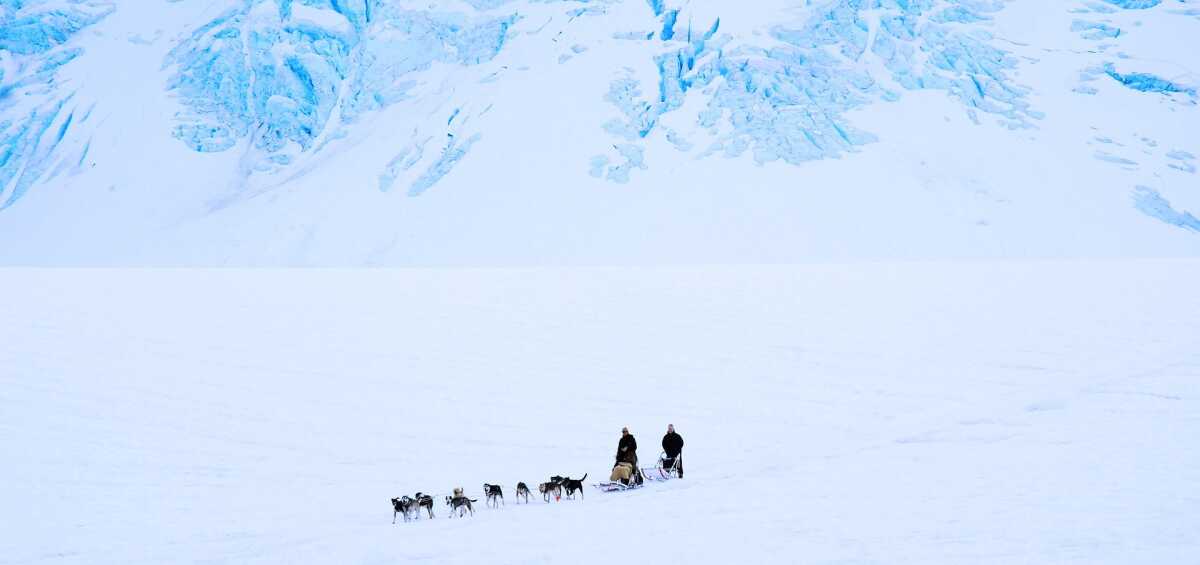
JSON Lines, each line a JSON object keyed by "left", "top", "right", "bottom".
{"left": 391, "top": 496, "right": 416, "bottom": 523}
{"left": 483, "top": 483, "right": 504, "bottom": 508}
{"left": 445, "top": 495, "right": 477, "bottom": 517}
{"left": 414, "top": 492, "right": 435, "bottom": 519}
{"left": 561, "top": 474, "right": 587, "bottom": 499}
{"left": 515, "top": 482, "right": 532, "bottom": 504}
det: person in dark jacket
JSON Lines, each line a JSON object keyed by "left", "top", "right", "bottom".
{"left": 609, "top": 427, "right": 640, "bottom": 485}
{"left": 616, "top": 427, "right": 638, "bottom": 465}
{"left": 661, "top": 424, "right": 684, "bottom": 478}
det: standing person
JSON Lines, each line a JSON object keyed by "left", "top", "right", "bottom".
{"left": 662, "top": 424, "right": 684, "bottom": 478}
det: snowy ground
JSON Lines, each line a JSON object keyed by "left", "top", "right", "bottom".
{"left": 3, "top": 261, "right": 1199, "bottom": 564}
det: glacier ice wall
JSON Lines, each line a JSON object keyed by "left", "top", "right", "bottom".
{"left": 0, "top": 0, "right": 112, "bottom": 209}
{"left": 593, "top": 0, "right": 1040, "bottom": 182}
{"left": 2, "top": 0, "right": 1197, "bottom": 239}
{"left": 164, "top": 0, "right": 515, "bottom": 179}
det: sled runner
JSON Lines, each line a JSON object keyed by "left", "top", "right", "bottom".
{"left": 594, "top": 463, "right": 645, "bottom": 492}
{"left": 593, "top": 480, "right": 643, "bottom": 492}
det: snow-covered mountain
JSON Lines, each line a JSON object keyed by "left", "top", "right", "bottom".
{"left": 1, "top": 0, "right": 1198, "bottom": 265}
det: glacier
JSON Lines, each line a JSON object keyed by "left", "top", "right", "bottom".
{"left": 0, "top": 0, "right": 112, "bottom": 209}
{"left": 1103, "top": 63, "right": 1196, "bottom": 96}
{"left": 592, "top": 0, "right": 1039, "bottom": 182}
{"left": 164, "top": 0, "right": 516, "bottom": 176}
{"left": 0, "top": 0, "right": 1198, "bottom": 265}
{"left": 0, "top": 1, "right": 111, "bottom": 55}
{"left": 153, "top": 0, "right": 1049, "bottom": 190}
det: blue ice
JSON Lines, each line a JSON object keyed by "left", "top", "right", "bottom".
{"left": 1103, "top": 63, "right": 1195, "bottom": 95}
{"left": 1094, "top": 151, "right": 1139, "bottom": 166}
{"left": 1071, "top": 20, "right": 1121, "bottom": 39}
{"left": 409, "top": 134, "right": 481, "bottom": 196}
{"left": 1133, "top": 186, "right": 1200, "bottom": 232}
{"left": 661, "top": 10, "right": 678, "bottom": 41}
{"left": 0, "top": 98, "right": 71, "bottom": 209}
{"left": 463, "top": 0, "right": 515, "bottom": 9}
{"left": 595, "top": 0, "right": 1035, "bottom": 181}
{"left": 605, "top": 144, "right": 646, "bottom": 183}
{"left": 0, "top": 6, "right": 112, "bottom": 55}
{"left": 1102, "top": 0, "right": 1160, "bottom": 8}
{"left": 1167, "top": 150, "right": 1196, "bottom": 173}
{"left": 165, "top": 0, "right": 516, "bottom": 181}
{"left": 613, "top": 31, "right": 654, "bottom": 40}
{"left": 378, "top": 137, "right": 430, "bottom": 193}
{"left": 0, "top": 0, "right": 110, "bottom": 210}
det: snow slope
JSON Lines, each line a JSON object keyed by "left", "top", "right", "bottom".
{"left": 3, "top": 262, "right": 1199, "bottom": 563}
{"left": 0, "top": 0, "right": 1199, "bottom": 265}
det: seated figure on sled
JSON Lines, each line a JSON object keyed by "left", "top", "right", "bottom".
{"left": 609, "top": 426, "right": 644, "bottom": 486}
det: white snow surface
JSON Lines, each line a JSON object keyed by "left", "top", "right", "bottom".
{"left": 3, "top": 261, "right": 1199, "bottom": 563}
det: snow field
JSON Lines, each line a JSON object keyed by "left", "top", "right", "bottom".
{"left": 2, "top": 261, "right": 1199, "bottom": 563}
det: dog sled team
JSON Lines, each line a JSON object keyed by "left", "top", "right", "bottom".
{"left": 390, "top": 424, "right": 685, "bottom": 523}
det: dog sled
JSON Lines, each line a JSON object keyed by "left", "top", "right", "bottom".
{"left": 595, "top": 451, "right": 682, "bottom": 491}
{"left": 643, "top": 451, "right": 681, "bottom": 482}
{"left": 593, "top": 461, "right": 646, "bottom": 492}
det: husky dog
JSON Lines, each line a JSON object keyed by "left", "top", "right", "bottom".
{"left": 414, "top": 493, "right": 435, "bottom": 519}
{"left": 445, "top": 488, "right": 477, "bottom": 517}
{"left": 391, "top": 496, "right": 416, "bottom": 523}
{"left": 483, "top": 483, "right": 504, "bottom": 508}
{"left": 515, "top": 482, "right": 532, "bottom": 504}
{"left": 538, "top": 478, "right": 563, "bottom": 503}
{"left": 561, "top": 474, "right": 587, "bottom": 499}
